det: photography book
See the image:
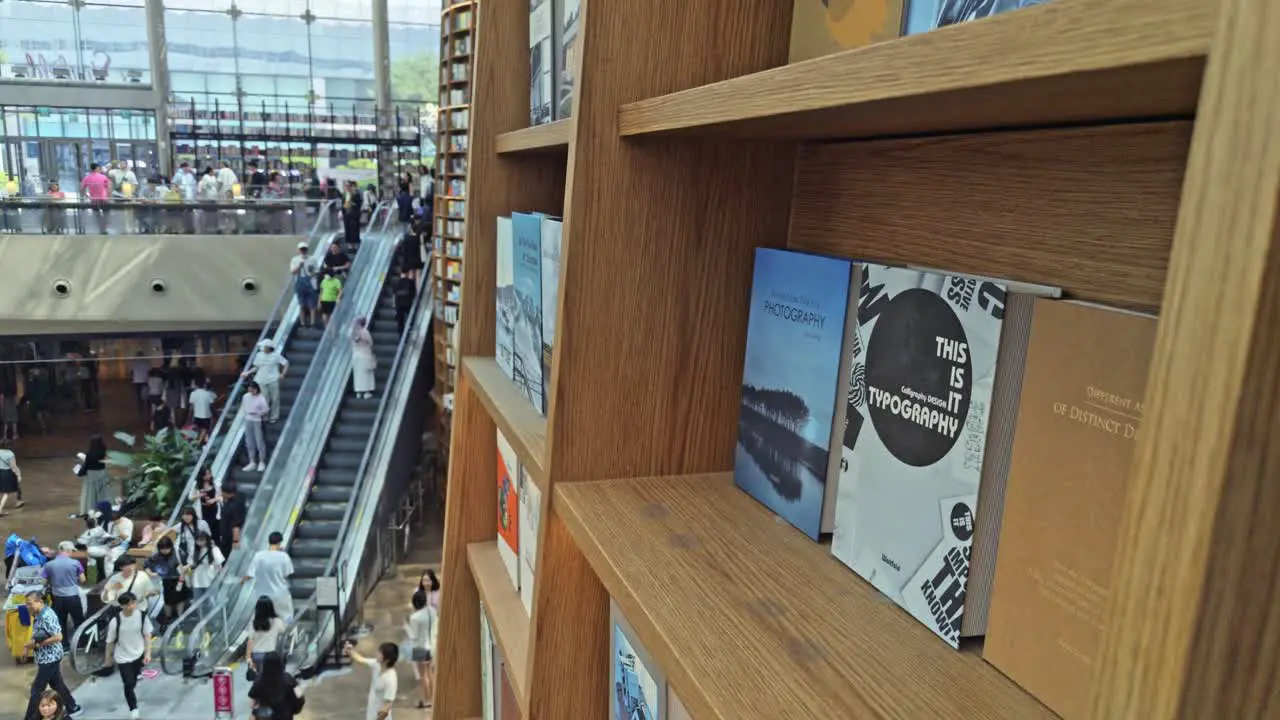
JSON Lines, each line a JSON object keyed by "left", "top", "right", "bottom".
{"left": 496, "top": 216, "right": 516, "bottom": 380}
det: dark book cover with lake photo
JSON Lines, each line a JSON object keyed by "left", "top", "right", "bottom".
{"left": 735, "top": 248, "right": 858, "bottom": 540}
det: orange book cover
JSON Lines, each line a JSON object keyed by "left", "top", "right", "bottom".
{"left": 497, "top": 446, "right": 519, "bottom": 556}
{"left": 788, "top": 0, "right": 905, "bottom": 64}
{"left": 983, "top": 300, "right": 1156, "bottom": 719}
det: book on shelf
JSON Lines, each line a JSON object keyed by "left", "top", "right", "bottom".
{"left": 734, "top": 248, "right": 860, "bottom": 540}
{"left": 984, "top": 299, "right": 1156, "bottom": 719}
{"left": 512, "top": 212, "right": 546, "bottom": 413}
{"left": 496, "top": 216, "right": 516, "bottom": 380}
{"left": 668, "top": 690, "right": 692, "bottom": 720}
{"left": 556, "top": 0, "right": 581, "bottom": 119}
{"left": 540, "top": 217, "right": 562, "bottom": 413}
{"left": 611, "top": 601, "right": 666, "bottom": 720}
{"left": 529, "top": 0, "right": 555, "bottom": 125}
{"left": 518, "top": 468, "right": 542, "bottom": 615}
{"left": 480, "top": 603, "right": 496, "bottom": 720}
{"left": 905, "top": 0, "right": 1053, "bottom": 35}
{"left": 499, "top": 665, "right": 520, "bottom": 720}
{"left": 788, "top": 0, "right": 905, "bottom": 63}
{"left": 830, "top": 265, "right": 1040, "bottom": 647}
{"left": 497, "top": 431, "right": 520, "bottom": 591}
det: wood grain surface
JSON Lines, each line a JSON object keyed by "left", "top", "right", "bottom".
{"left": 496, "top": 120, "right": 572, "bottom": 154}
{"left": 468, "top": 541, "right": 532, "bottom": 715}
{"left": 557, "top": 474, "right": 1055, "bottom": 720}
{"left": 434, "top": 374, "right": 498, "bottom": 720}
{"left": 1092, "top": 0, "right": 1280, "bottom": 717}
{"left": 618, "top": 0, "right": 1214, "bottom": 141}
{"left": 789, "top": 121, "right": 1191, "bottom": 312}
{"left": 463, "top": 356, "right": 548, "bottom": 491}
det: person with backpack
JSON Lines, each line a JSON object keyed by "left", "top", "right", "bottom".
{"left": 247, "top": 653, "right": 305, "bottom": 719}
{"left": 144, "top": 536, "right": 186, "bottom": 629}
{"left": 103, "top": 591, "right": 153, "bottom": 720}
{"left": 101, "top": 555, "right": 157, "bottom": 607}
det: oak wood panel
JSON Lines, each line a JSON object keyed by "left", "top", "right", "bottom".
{"left": 618, "top": 0, "right": 1214, "bottom": 141}
{"left": 463, "top": 356, "right": 548, "bottom": 491}
{"left": 467, "top": 542, "right": 531, "bottom": 715}
{"left": 455, "top": 0, "right": 566, "bottom": 362}
{"left": 789, "top": 121, "right": 1191, "bottom": 312}
{"left": 1093, "top": 0, "right": 1280, "bottom": 717}
{"left": 529, "top": 0, "right": 799, "bottom": 718}
{"left": 434, "top": 374, "right": 498, "bottom": 720}
{"left": 496, "top": 120, "right": 572, "bottom": 154}
{"left": 557, "top": 474, "right": 1054, "bottom": 719}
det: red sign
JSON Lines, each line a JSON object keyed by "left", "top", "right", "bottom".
{"left": 212, "top": 668, "right": 234, "bottom": 715}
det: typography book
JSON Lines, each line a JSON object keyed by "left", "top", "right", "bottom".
{"left": 496, "top": 216, "right": 516, "bottom": 381}
{"left": 611, "top": 601, "right": 666, "bottom": 720}
{"left": 518, "top": 468, "right": 542, "bottom": 615}
{"left": 511, "top": 212, "right": 545, "bottom": 413}
{"left": 496, "top": 431, "right": 520, "bottom": 591}
{"left": 984, "top": 300, "right": 1156, "bottom": 718}
{"left": 734, "top": 248, "right": 859, "bottom": 540}
{"left": 830, "top": 264, "right": 1005, "bottom": 646}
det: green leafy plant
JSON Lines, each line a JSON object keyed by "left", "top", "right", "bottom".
{"left": 106, "top": 429, "right": 202, "bottom": 518}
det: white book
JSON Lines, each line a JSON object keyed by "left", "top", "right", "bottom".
{"left": 496, "top": 216, "right": 516, "bottom": 381}
{"left": 529, "top": 0, "right": 554, "bottom": 125}
{"left": 830, "top": 264, "right": 1005, "bottom": 647}
{"left": 518, "top": 468, "right": 542, "bottom": 615}
{"left": 496, "top": 431, "right": 521, "bottom": 592}
{"left": 539, "top": 217, "right": 563, "bottom": 414}
{"left": 555, "top": 0, "right": 581, "bottom": 119}
{"left": 480, "top": 603, "right": 496, "bottom": 720}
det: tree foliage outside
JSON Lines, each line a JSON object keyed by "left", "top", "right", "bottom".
{"left": 389, "top": 51, "right": 441, "bottom": 105}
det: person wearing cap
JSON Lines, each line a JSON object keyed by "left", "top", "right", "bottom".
{"left": 289, "top": 241, "right": 319, "bottom": 329}
{"left": 242, "top": 341, "right": 289, "bottom": 424}
{"left": 41, "top": 542, "right": 85, "bottom": 651}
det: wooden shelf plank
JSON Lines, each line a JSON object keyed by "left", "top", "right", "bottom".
{"left": 618, "top": 0, "right": 1213, "bottom": 141}
{"left": 467, "top": 541, "right": 531, "bottom": 715}
{"left": 463, "top": 356, "right": 548, "bottom": 489}
{"left": 496, "top": 119, "right": 572, "bottom": 154}
{"left": 556, "top": 474, "right": 1055, "bottom": 720}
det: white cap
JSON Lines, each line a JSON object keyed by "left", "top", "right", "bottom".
{"left": 260, "top": 339, "right": 275, "bottom": 350}
{"left": 297, "top": 241, "right": 309, "bottom": 249}
{"left": 58, "top": 541, "right": 76, "bottom": 553}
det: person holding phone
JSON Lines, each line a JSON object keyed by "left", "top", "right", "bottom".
{"left": 345, "top": 640, "right": 399, "bottom": 720}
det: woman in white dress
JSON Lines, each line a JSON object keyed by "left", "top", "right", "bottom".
{"left": 346, "top": 640, "right": 399, "bottom": 720}
{"left": 351, "top": 317, "right": 378, "bottom": 399}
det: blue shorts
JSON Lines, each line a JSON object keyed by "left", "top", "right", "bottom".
{"left": 295, "top": 280, "right": 317, "bottom": 308}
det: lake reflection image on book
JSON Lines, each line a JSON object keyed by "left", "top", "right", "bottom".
{"left": 734, "top": 248, "right": 859, "bottom": 540}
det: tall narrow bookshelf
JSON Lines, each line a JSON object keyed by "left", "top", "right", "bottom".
{"left": 433, "top": 0, "right": 476, "bottom": 448}
{"left": 434, "top": 0, "right": 1280, "bottom": 718}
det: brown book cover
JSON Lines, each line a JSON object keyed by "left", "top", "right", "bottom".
{"left": 983, "top": 299, "right": 1156, "bottom": 719}
{"left": 788, "top": 0, "right": 905, "bottom": 64}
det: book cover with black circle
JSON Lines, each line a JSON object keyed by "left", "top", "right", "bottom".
{"left": 830, "top": 264, "right": 1005, "bottom": 646}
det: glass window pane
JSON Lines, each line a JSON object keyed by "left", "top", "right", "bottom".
{"left": 164, "top": 0, "right": 232, "bottom": 11}
{"left": 165, "top": 10, "right": 236, "bottom": 72}
{"left": 84, "top": 0, "right": 147, "bottom": 7}
{"left": 171, "top": 72, "right": 208, "bottom": 93}
{"left": 236, "top": 0, "right": 308, "bottom": 16}
{"left": 1, "top": 1, "right": 79, "bottom": 79}
{"left": 235, "top": 14, "right": 312, "bottom": 80}
{"left": 79, "top": 5, "right": 152, "bottom": 84}
{"left": 308, "top": 0, "right": 372, "bottom": 21}
{"left": 310, "top": 19, "right": 374, "bottom": 94}
{"left": 389, "top": 0, "right": 437, "bottom": 26}
{"left": 389, "top": 22, "right": 438, "bottom": 103}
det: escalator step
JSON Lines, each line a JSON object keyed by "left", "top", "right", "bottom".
{"left": 321, "top": 452, "right": 362, "bottom": 470}
{"left": 314, "top": 469, "right": 358, "bottom": 486}
{"left": 302, "top": 503, "right": 349, "bottom": 522}
{"left": 292, "top": 559, "right": 328, "bottom": 578}
{"left": 327, "top": 437, "right": 367, "bottom": 454}
{"left": 289, "top": 539, "right": 332, "bottom": 558}
{"left": 311, "top": 486, "right": 353, "bottom": 503}
{"left": 293, "top": 521, "right": 342, "bottom": 540}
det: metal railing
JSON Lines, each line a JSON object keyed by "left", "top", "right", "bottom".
{"left": 67, "top": 201, "right": 341, "bottom": 678}
{"left": 284, "top": 247, "right": 435, "bottom": 673}
{"left": 0, "top": 197, "right": 335, "bottom": 236}
{"left": 157, "top": 206, "right": 399, "bottom": 678}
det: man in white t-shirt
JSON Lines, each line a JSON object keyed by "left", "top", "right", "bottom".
{"left": 104, "top": 591, "right": 153, "bottom": 720}
{"left": 188, "top": 379, "right": 218, "bottom": 442}
{"left": 290, "top": 242, "right": 319, "bottom": 328}
{"left": 242, "top": 532, "right": 295, "bottom": 621}
{"left": 241, "top": 342, "right": 288, "bottom": 423}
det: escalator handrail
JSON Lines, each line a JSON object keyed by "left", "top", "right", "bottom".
{"left": 74, "top": 202, "right": 340, "bottom": 676}
{"left": 290, "top": 244, "right": 432, "bottom": 671}
{"left": 174, "top": 226, "right": 399, "bottom": 676}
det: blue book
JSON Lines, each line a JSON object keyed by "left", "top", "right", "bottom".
{"left": 735, "top": 248, "right": 859, "bottom": 540}
{"left": 511, "top": 212, "right": 545, "bottom": 413}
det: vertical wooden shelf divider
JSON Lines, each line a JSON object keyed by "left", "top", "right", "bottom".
{"left": 433, "top": 0, "right": 1280, "bottom": 718}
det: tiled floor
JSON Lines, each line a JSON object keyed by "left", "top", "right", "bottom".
{"left": 0, "top": 380, "right": 446, "bottom": 719}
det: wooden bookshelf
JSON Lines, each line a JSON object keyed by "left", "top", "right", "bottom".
{"left": 495, "top": 120, "right": 572, "bottom": 154}
{"left": 558, "top": 473, "right": 1053, "bottom": 719}
{"left": 433, "top": 0, "right": 1280, "bottom": 718}
{"left": 433, "top": 0, "right": 478, "bottom": 452}
{"left": 467, "top": 541, "right": 531, "bottom": 715}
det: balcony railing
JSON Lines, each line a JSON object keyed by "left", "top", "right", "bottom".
{"left": 0, "top": 198, "right": 340, "bottom": 236}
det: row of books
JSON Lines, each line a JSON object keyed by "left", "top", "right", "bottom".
{"left": 736, "top": 249, "right": 1154, "bottom": 719}
{"left": 788, "top": 0, "right": 1053, "bottom": 63}
{"left": 495, "top": 213, "right": 563, "bottom": 416}
{"left": 496, "top": 430, "right": 542, "bottom": 615}
{"left": 529, "top": 0, "right": 581, "bottom": 125}
{"left": 478, "top": 603, "right": 521, "bottom": 720}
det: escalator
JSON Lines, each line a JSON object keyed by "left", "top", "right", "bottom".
{"left": 287, "top": 262, "right": 403, "bottom": 605}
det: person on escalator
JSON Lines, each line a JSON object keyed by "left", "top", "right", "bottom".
{"left": 240, "top": 382, "right": 270, "bottom": 472}
{"left": 242, "top": 531, "right": 295, "bottom": 622}
{"left": 242, "top": 341, "right": 288, "bottom": 425}
{"left": 145, "top": 536, "right": 185, "bottom": 630}
{"left": 217, "top": 483, "right": 246, "bottom": 558}
{"left": 290, "top": 242, "right": 320, "bottom": 329}
{"left": 351, "top": 317, "right": 378, "bottom": 399}
{"left": 342, "top": 180, "right": 363, "bottom": 249}
{"left": 392, "top": 270, "right": 417, "bottom": 335}
{"left": 246, "top": 596, "right": 287, "bottom": 676}
{"left": 185, "top": 531, "right": 224, "bottom": 607}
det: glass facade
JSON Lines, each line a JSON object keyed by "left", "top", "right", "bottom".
{"left": 1, "top": 106, "right": 159, "bottom": 195}
{"left": 0, "top": 0, "right": 153, "bottom": 84}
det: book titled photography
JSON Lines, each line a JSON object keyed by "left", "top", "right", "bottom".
{"left": 831, "top": 265, "right": 1004, "bottom": 647}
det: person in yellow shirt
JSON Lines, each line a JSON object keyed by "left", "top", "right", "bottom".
{"left": 318, "top": 270, "right": 343, "bottom": 329}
